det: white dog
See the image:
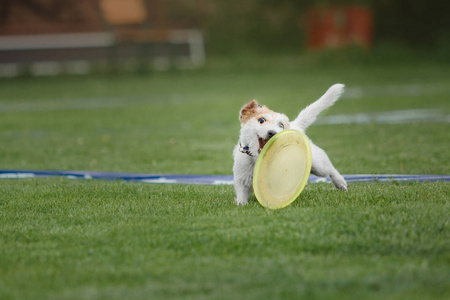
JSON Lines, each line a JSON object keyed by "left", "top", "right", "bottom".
{"left": 233, "top": 84, "right": 348, "bottom": 205}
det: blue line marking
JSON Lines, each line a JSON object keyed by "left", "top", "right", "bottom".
{"left": 0, "top": 170, "right": 449, "bottom": 185}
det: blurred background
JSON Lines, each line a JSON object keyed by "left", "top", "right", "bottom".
{"left": 0, "top": 0, "right": 449, "bottom": 76}
{"left": 0, "top": 0, "right": 449, "bottom": 176}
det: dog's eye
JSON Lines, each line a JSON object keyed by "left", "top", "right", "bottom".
{"left": 258, "top": 118, "right": 265, "bottom": 124}
{"left": 279, "top": 123, "right": 284, "bottom": 129}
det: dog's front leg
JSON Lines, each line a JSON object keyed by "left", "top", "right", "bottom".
{"left": 234, "top": 179, "right": 252, "bottom": 205}
{"left": 233, "top": 148, "right": 256, "bottom": 205}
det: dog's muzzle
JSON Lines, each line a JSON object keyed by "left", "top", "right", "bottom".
{"left": 258, "top": 130, "right": 276, "bottom": 153}
{"left": 240, "top": 130, "right": 277, "bottom": 157}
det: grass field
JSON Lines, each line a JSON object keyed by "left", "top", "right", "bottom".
{"left": 0, "top": 57, "right": 449, "bottom": 299}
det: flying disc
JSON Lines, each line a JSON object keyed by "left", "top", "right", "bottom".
{"left": 253, "top": 129, "right": 312, "bottom": 210}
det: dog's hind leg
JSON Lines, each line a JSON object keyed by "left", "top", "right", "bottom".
{"left": 310, "top": 143, "right": 348, "bottom": 191}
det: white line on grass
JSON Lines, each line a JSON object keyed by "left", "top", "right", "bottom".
{"left": 344, "top": 83, "right": 449, "bottom": 99}
{"left": 1, "top": 171, "right": 449, "bottom": 184}
{"left": 0, "top": 94, "right": 194, "bottom": 113}
{"left": 316, "top": 109, "right": 450, "bottom": 125}
{"left": 1, "top": 83, "right": 448, "bottom": 125}
{"left": 1, "top": 82, "right": 448, "bottom": 113}
{"left": 140, "top": 178, "right": 178, "bottom": 184}
{"left": 0, "top": 173, "right": 36, "bottom": 179}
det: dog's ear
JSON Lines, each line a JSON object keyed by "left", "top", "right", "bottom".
{"left": 239, "top": 100, "right": 260, "bottom": 124}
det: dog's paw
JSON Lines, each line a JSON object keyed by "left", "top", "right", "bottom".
{"left": 330, "top": 174, "right": 348, "bottom": 191}
{"left": 235, "top": 197, "right": 248, "bottom": 206}
{"left": 337, "top": 182, "right": 348, "bottom": 191}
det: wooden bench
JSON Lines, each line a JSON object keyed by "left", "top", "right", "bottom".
{"left": 0, "top": 0, "right": 205, "bottom": 76}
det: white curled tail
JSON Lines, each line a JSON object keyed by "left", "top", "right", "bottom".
{"left": 291, "top": 84, "right": 345, "bottom": 132}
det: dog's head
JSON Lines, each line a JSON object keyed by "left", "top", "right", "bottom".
{"left": 238, "top": 100, "right": 290, "bottom": 157}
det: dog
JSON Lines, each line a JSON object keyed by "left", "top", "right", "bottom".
{"left": 233, "top": 83, "right": 348, "bottom": 205}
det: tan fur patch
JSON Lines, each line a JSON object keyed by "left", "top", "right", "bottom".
{"left": 239, "top": 100, "right": 277, "bottom": 125}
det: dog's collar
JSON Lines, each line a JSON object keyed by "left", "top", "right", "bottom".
{"left": 239, "top": 142, "right": 254, "bottom": 157}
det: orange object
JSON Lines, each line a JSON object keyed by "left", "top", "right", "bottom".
{"left": 99, "top": 0, "right": 148, "bottom": 25}
{"left": 306, "top": 5, "right": 373, "bottom": 50}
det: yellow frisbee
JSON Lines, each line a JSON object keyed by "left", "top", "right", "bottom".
{"left": 253, "top": 129, "right": 312, "bottom": 210}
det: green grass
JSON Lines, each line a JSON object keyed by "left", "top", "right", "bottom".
{"left": 0, "top": 58, "right": 449, "bottom": 299}
{"left": 1, "top": 179, "right": 448, "bottom": 300}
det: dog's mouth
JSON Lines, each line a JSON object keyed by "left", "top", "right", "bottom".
{"left": 258, "top": 136, "right": 270, "bottom": 153}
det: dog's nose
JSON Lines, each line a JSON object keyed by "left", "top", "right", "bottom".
{"left": 267, "top": 130, "right": 276, "bottom": 139}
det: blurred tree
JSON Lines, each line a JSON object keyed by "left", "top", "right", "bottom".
{"left": 373, "top": 0, "right": 450, "bottom": 49}
{"left": 0, "top": 0, "right": 102, "bottom": 34}
{"left": 1, "top": 0, "right": 448, "bottom": 53}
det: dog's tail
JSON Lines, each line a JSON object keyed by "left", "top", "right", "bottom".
{"left": 291, "top": 83, "right": 345, "bottom": 132}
